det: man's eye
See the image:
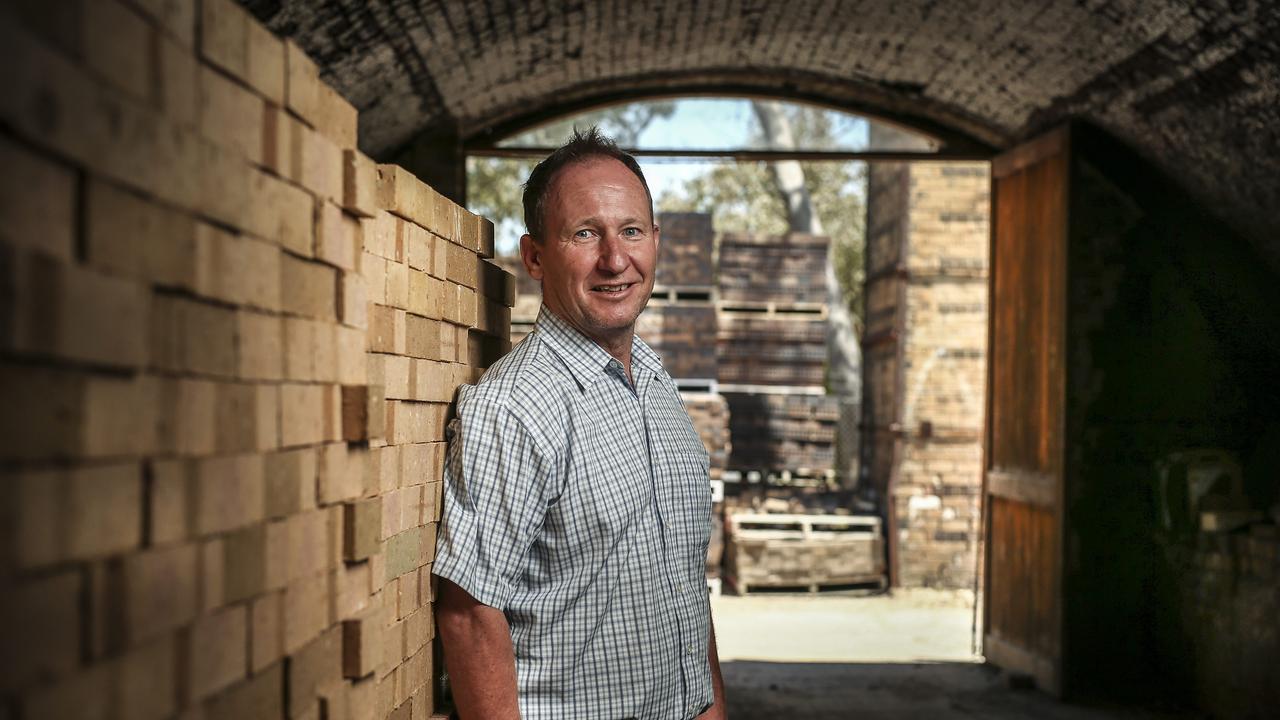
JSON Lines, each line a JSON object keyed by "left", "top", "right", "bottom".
{"left": 572, "top": 229, "right": 596, "bottom": 242}
{"left": 621, "top": 227, "right": 641, "bottom": 237}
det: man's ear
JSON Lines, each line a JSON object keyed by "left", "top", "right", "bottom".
{"left": 519, "top": 234, "right": 544, "bottom": 281}
{"left": 653, "top": 223, "right": 661, "bottom": 255}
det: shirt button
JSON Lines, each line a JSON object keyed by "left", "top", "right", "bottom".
{"left": 686, "top": 643, "right": 695, "bottom": 655}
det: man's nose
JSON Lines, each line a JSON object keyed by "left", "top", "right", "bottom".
{"left": 597, "top": 233, "right": 629, "bottom": 274}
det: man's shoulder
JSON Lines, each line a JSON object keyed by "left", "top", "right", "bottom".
{"left": 459, "top": 330, "right": 575, "bottom": 422}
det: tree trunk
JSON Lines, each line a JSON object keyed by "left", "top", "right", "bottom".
{"left": 751, "top": 100, "right": 862, "bottom": 485}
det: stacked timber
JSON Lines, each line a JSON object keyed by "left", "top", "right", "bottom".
{"left": 716, "top": 308, "right": 827, "bottom": 387}
{"left": 655, "top": 212, "right": 715, "bottom": 288}
{"left": 718, "top": 232, "right": 828, "bottom": 304}
{"left": 722, "top": 391, "right": 837, "bottom": 473}
{"left": 724, "top": 513, "right": 885, "bottom": 593}
{"left": 680, "top": 392, "right": 731, "bottom": 478}
{"left": 635, "top": 301, "right": 718, "bottom": 381}
{"left": 717, "top": 232, "right": 837, "bottom": 479}
{"left": 495, "top": 255, "right": 539, "bottom": 345}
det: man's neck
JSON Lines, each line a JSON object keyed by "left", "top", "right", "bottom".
{"left": 547, "top": 307, "right": 635, "bottom": 381}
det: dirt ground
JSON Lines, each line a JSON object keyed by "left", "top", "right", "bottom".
{"left": 710, "top": 589, "right": 1198, "bottom": 719}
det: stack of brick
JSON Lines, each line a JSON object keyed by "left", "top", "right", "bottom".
{"left": 722, "top": 392, "right": 838, "bottom": 473}
{"left": 679, "top": 393, "right": 731, "bottom": 480}
{"left": 494, "top": 255, "right": 540, "bottom": 345}
{"left": 636, "top": 212, "right": 718, "bottom": 386}
{"left": 0, "top": 2, "right": 511, "bottom": 719}
{"left": 716, "top": 232, "right": 837, "bottom": 479}
{"left": 861, "top": 134, "right": 988, "bottom": 588}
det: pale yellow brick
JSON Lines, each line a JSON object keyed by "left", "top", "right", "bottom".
{"left": 117, "top": 635, "right": 178, "bottom": 720}
{"left": 248, "top": 167, "right": 314, "bottom": 256}
{"left": 314, "top": 82, "right": 358, "bottom": 148}
{"left": 385, "top": 259, "right": 409, "bottom": 309}
{"left": 158, "top": 34, "right": 199, "bottom": 127}
{"left": 83, "top": 0, "right": 152, "bottom": 101}
{"left": 188, "top": 604, "right": 247, "bottom": 701}
{"left": 200, "top": 536, "right": 225, "bottom": 612}
{"left": 316, "top": 200, "right": 359, "bottom": 271}
{"left": 11, "top": 254, "right": 150, "bottom": 368}
{"left": 245, "top": 16, "right": 285, "bottom": 102}
{"left": 284, "top": 39, "right": 321, "bottom": 124}
{"left": 157, "top": 377, "right": 217, "bottom": 455}
{"left": 367, "top": 306, "right": 406, "bottom": 355}
{"left": 282, "top": 316, "right": 315, "bottom": 380}
{"left": 362, "top": 253, "right": 388, "bottom": 305}
{"left": 83, "top": 373, "right": 160, "bottom": 458}
{"left": 121, "top": 544, "right": 199, "bottom": 645}
{"left": 191, "top": 453, "right": 265, "bottom": 535}
{"left": 404, "top": 314, "right": 441, "bottom": 360}
{"left": 0, "top": 136, "right": 76, "bottom": 262}
{"left": 200, "top": 0, "right": 249, "bottom": 79}
{"left": 371, "top": 354, "right": 411, "bottom": 400}
{"left": 66, "top": 462, "right": 144, "bottom": 560}
{"left": 136, "top": 0, "right": 196, "bottom": 47}
{"left": 200, "top": 64, "right": 263, "bottom": 164}
{"left": 237, "top": 310, "right": 283, "bottom": 380}
{"left": 281, "top": 383, "right": 327, "bottom": 447}
{"left": 280, "top": 254, "right": 338, "bottom": 321}
{"left": 342, "top": 149, "right": 378, "bottom": 218}
{"left": 312, "top": 318, "right": 338, "bottom": 383}
{"left": 265, "top": 447, "right": 317, "bottom": 518}
{"left": 365, "top": 212, "right": 398, "bottom": 261}
{"left": 149, "top": 459, "right": 189, "bottom": 545}
{"left": 295, "top": 123, "right": 344, "bottom": 202}
{"left": 318, "top": 442, "right": 363, "bottom": 504}
{"left": 376, "top": 165, "right": 433, "bottom": 230}
{"left": 250, "top": 590, "right": 283, "bottom": 673}
{"left": 336, "top": 325, "right": 368, "bottom": 385}
{"left": 339, "top": 271, "right": 369, "bottom": 329}
{"left": 283, "top": 571, "right": 330, "bottom": 654}
{"left": 195, "top": 222, "right": 281, "bottom": 310}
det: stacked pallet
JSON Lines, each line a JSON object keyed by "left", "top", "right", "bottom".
{"left": 717, "top": 309, "right": 828, "bottom": 386}
{"left": 718, "top": 232, "right": 828, "bottom": 304}
{"left": 494, "top": 255, "right": 539, "bottom": 345}
{"left": 722, "top": 392, "right": 838, "bottom": 472}
{"left": 724, "top": 513, "right": 885, "bottom": 593}
{"left": 635, "top": 302, "right": 718, "bottom": 381}
{"left": 680, "top": 392, "right": 732, "bottom": 479}
{"left": 655, "top": 212, "right": 715, "bottom": 288}
{"left": 717, "top": 233, "right": 838, "bottom": 478}
{"left": 0, "top": 3, "right": 512, "bottom": 719}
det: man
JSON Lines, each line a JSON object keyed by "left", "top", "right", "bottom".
{"left": 432, "top": 127, "right": 727, "bottom": 719}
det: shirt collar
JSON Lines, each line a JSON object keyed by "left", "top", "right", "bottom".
{"left": 535, "top": 306, "right": 667, "bottom": 391}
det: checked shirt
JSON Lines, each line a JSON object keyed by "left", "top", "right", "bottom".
{"left": 433, "top": 307, "right": 715, "bottom": 720}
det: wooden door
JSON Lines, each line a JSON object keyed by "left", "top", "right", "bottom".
{"left": 982, "top": 127, "right": 1070, "bottom": 696}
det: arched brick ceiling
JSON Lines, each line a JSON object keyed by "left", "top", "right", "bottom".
{"left": 246, "top": 0, "right": 1280, "bottom": 259}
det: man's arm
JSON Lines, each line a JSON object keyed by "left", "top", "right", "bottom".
{"left": 698, "top": 616, "right": 728, "bottom": 719}
{"left": 436, "top": 578, "right": 520, "bottom": 720}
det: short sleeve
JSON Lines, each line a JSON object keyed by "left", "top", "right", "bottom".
{"left": 432, "top": 387, "right": 554, "bottom": 610}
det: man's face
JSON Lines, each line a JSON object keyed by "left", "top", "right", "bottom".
{"left": 520, "top": 157, "right": 659, "bottom": 349}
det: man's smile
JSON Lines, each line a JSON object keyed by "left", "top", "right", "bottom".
{"left": 591, "top": 282, "right": 638, "bottom": 295}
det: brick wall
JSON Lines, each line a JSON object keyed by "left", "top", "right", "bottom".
{"left": 0, "top": 2, "right": 511, "bottom": 718}
{"left": 862, "top": 139, "right": 989, "bottom": 588}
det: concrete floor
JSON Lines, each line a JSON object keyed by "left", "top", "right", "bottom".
{"left": 710, "top": 590, "right": 1197, "bottom": 719}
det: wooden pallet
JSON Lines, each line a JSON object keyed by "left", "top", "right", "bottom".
{"left": 724, "top": 513, "right": 886, "bottom": 594}
{"left": 717, "top": 300, "right": 828, "bottom": 318}
{"left": 651, "top": 285, "right": 716, "bottom": 303}
{"left": 725, "top": 574, "right": 887, "bottom": 595}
